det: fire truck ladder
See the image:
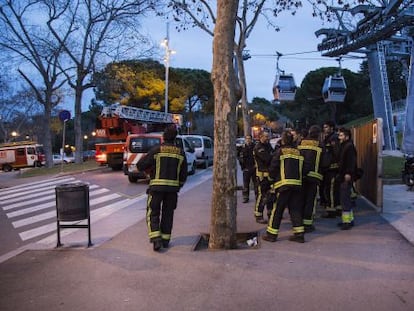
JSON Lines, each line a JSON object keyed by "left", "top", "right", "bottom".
{"left": 101, "top": 104, "right": 175, "bottom": 124}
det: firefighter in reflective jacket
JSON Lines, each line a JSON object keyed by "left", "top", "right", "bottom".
{"left": 253, "top": 131, "right": 274, "bottom": 224}
{"left": 262, "top": 130, "right": 305, "bottom": 243}
{"left": 137, "top": 125, "right": 187, "bottom": 251}
{"left": 298, "top": 125, "right": 323, "bottom": 233}
{"left": 320, "top": 121, "right": 340, "bottom": 218}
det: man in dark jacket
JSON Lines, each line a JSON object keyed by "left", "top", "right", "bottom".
{"left": 137, "top": 125, "right": 188, "bottom": 251}
{"left": 337, "top": 127, "right": 357, "bottom": 230}
{"left": 238, "top": 135, "right": 257, "bottom": 203}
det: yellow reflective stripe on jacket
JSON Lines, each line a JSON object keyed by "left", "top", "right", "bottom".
{"left": 256, "top": 171, "right": 269, "bottom": 178}
{"left": 152, "top": 152, "right": 184, "bottom": 187}
{"left": 273, "top": 153, "right": 303, "bottom": 189}
{"left": 273, "top": 179, "right": 302, "bottom": 189}
{"left": 308, "top": 171, "right": 323, "bottom": 180}
{"left": 150, "top": 179, "right": 180, "bottom": 187}
{"left": 298, "top": 143, "right": 322, "bottom": 179}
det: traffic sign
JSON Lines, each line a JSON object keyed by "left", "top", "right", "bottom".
{"left": 59, "top": 110, "right": 71, "bottom": 122}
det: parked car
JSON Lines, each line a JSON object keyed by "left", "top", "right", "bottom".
{"left": 53, "top": 154, "right": 75, "bottom": 165}
{"left": 182, "top": 135, "right": 214, "bottom": 169}
{"left": 176, "top": 135, "right": 197, "bottom": 175}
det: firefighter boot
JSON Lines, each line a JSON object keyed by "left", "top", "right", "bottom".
{"left": 152, "top": 238, "right": 162, "bottom": 252}
{"left": 289, "top": 232, "right": 305, "bottom": 243}
{"left": 262, "top": 233, "right": 278, "bottom": 242}
{"left": 304, "top": 224, "right": 315, "bottom": 233}
{"left": 162, "top": 239, "right": 170, "bottom": 248}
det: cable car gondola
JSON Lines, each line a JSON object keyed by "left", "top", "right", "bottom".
{"left": 321, "top": 74, "right": 347, "bottom": 103}
{"left": 272, "top": 52, "right": 297, "bottom": 103}
{"left": 273, "top": 73, "right": 297, "bottom": 102}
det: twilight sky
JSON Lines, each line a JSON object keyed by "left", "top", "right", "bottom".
{"left": 140, "top": 5, "right": 363, "bottom": 103}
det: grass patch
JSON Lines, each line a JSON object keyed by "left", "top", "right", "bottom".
{"left": 18, "top": 160, "right": 101, "bottom": 178}
{"left": 382, "top": 156, "right": 404, "bottom": 179}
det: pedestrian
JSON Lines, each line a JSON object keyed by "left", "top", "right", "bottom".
{"left": 137, "top": 125, "right": 188, "bottom": 251}
{"left": 298, "top": 125, "right": 323, "bottom": 233}
{"left": 320, "top": 121, "right": 341, "bottom": 218}
{"left": 237, "top": 135, "right": 257, "bottom": 203}
{"left": 336, "top": 127, "right": 358, "bottom": 230}
{"left": 262, "top": 130, "right": 305, "bottom": 243}
{"left": 253, "top": 130, "right": 274, "bottom": 224}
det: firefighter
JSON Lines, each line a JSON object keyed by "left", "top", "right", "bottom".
{"left": 137, "top": 125, "right": 188, "bottom": 251}
{"left": 253, "top": 131, "right": 274, "bottom": 224}
{"left": 320, "top": 121, "right": 341, "bottom": 218}
{"left": 336, "top": 127, "right": 358, "bottom": 230}
{"left": 262, "top": 130, "right": 305, "bottom": 243}
{"left": 237, "top": 135, "right": 257, "bottom": 203}
{"left": 298, "top": 125, "right": 323, "bottom": 233}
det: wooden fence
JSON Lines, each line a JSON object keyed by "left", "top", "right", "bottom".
{"left": 351, "top": 118, "right": 383, "bottom": 210}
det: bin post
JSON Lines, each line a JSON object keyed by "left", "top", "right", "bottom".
{"left": 55, "top": 183, "right": 92, "bottom": 247}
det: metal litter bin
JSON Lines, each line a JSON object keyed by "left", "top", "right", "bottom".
{"left": 55, "top": 183, "right": 92, "bottom": 247}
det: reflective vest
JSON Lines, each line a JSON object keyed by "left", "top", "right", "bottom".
{"left": 138, "top": 143, "right": 187, "bottom": 192}
{"left": 298, "top": 139, "right": 323, "bottom": 182}
{"left": 271, "top": 147, "right": 303, "bottom": 191}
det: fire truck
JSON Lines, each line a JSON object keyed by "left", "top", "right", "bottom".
{"left": 0, "top": 141, "right": 46, "bottom": 172}
{"left": 95, "top": 103, "right": 181, "bottom": 170}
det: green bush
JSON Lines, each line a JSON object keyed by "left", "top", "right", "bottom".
{"left": 382, "top": 156, "right": 404, "bottom": 179}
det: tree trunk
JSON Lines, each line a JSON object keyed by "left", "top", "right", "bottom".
{"left": 43, "top": 101, "right": 53, "bottom": 169}
{"left": 235, "top": 49, "right": 251, "bottom": 137}
{"left": 74, "top": 75, "right": 84, "bottom": 164}
{"left": 209, "top": 0, "right": 239, "bottom": 249}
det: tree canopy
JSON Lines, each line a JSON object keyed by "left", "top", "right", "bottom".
{"left": 93, "top": 59, "right": 213, "bottom": 114}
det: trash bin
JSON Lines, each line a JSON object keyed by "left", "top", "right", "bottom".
{"left": 55, "top": 183, "right": 92, "bottom": 247}
{"left": 56, "top": 183, "right": 89, "bottom": 221}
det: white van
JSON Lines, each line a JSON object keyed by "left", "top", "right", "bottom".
{"left": 124, "top": 132, "right": 197, "bottom": 182}
{"left": 182, "top": 135, "right": 214, "bottom": 168}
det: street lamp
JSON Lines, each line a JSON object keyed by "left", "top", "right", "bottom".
{"left": 161, "top": 23, "right": 176, "bottom": 115}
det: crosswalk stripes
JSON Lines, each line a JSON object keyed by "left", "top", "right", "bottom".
{"left": 0, "top": 176, "right": 141, "bottom": 243}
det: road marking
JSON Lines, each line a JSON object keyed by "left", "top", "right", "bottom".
{"left": 0, "top": 177, "right": 76, "bottom": 194}
{"left": 6, "top": 187, "right": 108, "bottom": 218}
{"left": 19, "top": 196, "right": 145, "bottom": 241}
{"left": 1, "top": 184, "right": 99, "bottom": 211}
{"left": 0, "top": 177, "right": 77, "bottom": 200}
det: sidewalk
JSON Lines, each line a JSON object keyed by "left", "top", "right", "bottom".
{"left": 1, "top": 174, "right": 414, "bottom": 310}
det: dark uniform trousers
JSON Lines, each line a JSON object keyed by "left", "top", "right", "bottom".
{"left": 267, "top": 189, "right": 304, "bottom": 236}
{"left": 243, "top": 167, "right": 258, "bottom": 201}
{"left": 322, "top": 169, "right": 340, "bottom": 213}
{"left": 254, "top": 175, "right": 272, "bottom": 218}
{"left": 302, "top": 180, "right": 318, "bottom": 226}
{"left": 146, "top": 191, "right": 177, "bottom": 243}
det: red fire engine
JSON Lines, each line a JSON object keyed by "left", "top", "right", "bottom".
{"left": 94, "top": 104, "right": 181, "bottom": 170}
{"left": 0, "top": 141, "right": 46, "bottom": 172}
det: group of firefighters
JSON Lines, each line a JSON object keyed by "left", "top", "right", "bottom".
{"left": 237, "top": 121, "right": 359, "bottom": 243}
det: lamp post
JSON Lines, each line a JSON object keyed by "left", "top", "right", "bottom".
{"left": 161, "top": 23, "right": 175, "bottom": 115}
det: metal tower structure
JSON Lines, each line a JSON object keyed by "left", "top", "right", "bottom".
{"left": 316, "top": 1, "right": 414, "bottom": 151}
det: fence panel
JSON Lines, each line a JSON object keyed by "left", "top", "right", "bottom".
{"left": 352, "top": 118, "right": 383, "bottom": 209}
